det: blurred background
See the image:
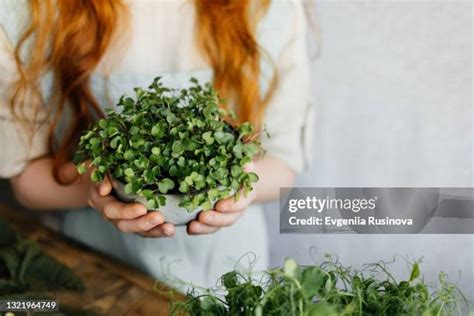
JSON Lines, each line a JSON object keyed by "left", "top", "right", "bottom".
{"left": 264, "top": 0, "right": 474, "bottom": 301}
{"left": 1, "top": 0, "right": 472, "bottom": 302}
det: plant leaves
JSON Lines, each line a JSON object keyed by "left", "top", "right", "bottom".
{"left": 74, "top": 77, "right": 264, "bottom": 212}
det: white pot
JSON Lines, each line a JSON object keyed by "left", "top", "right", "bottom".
{"left": 111, "top": 179, "right": 204, "bottom": 226}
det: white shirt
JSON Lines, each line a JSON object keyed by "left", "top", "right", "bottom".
{"left": 0, "top": 0, "right": 312, "bottom": 289}
{"left": 0, "top": 0, "right": 311, "bottom": 177}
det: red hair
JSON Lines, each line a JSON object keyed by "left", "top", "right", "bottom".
{"left": 10, "top": 0, "right": 276, "bottom": 182}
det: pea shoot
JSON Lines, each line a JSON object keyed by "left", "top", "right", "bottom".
{"left": 171, "top": 255, "right": 472, "bottom": 316}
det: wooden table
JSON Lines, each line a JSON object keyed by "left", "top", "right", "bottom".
{"left": 0, "top": 204, "right": 183, "bottom": 316}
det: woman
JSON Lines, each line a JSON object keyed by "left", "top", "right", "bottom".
{"left": 0, "top": 0, "right": 311, "bottom": 287}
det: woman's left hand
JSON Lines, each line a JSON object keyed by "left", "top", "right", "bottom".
{"left": 187, "top": 163, "right": 257, "bottom": 235}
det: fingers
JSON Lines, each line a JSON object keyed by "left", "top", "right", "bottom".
{"left": 215, "top": 189, "right": 255, "bottom": 213}
{"left": 197, "top": 210, "right": 242, "bottom": 227}
{"left": 114, "top": 211, "right": 165, "bottom": 233}
{"left": 87, "top": 189, "right": 116, "bottom": 210}
{"left": 187, "top": 220, "right": 220, "bottom": 235}
{"left": 89, "top": 188, "right": 147, "bottom": 220}
{"left": 137, "top": 223, "right": 176, "bottom": 238}
{"left": 187, "top": 208, "right": 243, "bottom": 234}
{"left": 98, "top": 176, "right": 113, "bottom": 197}
{"left": 187, "top": 187, "right": 255, "bottom": 235}
{"left": 104, "top": 201, "right": 148, "bottom": 220}
{"left": 88, "top": 179, "right": 174, "bottom": 238}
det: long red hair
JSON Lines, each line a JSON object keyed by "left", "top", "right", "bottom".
{"left": 10, "top": 0, "right": 276, "bottom": 182}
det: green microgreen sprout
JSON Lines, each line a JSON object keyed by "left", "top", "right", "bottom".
{"left": 74, "top": 77, "right": 262, "bottom": 211}
{"left": 170, "top": 254, "right": 473, "bottom": 316}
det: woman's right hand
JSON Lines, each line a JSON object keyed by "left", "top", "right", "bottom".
{"left": 87, "top": 175, "right": 176, "bottom": 238}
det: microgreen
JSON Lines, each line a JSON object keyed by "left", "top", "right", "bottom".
{"left": 170, "top": 255, "right": 472, "bottom": 316}
{"left": 74, "top": 77, "right": 262, "bottom": 211}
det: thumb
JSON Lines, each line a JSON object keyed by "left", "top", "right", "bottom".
{"left": 98, "top": 175, "right": 113, "bottom": 197}
{"left": 57, "top": 162, "right": 80, "bottom": 185}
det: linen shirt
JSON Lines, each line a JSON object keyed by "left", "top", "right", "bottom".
{"left": 0, "top": 0, "right": 312, "bottom": 178}
{"left": 0, "top": 0, "right": 312, "bottom": 288}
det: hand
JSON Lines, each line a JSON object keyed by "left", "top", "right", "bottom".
{"left": 87, "top": 175, "right": 176, "bottom": 238}
{"left": 187, "top": 163, "right": 257, "bottom": 235}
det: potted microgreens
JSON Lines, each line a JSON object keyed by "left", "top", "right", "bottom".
{"left": 74, "top": 77, "right": 261, "bottom": 225}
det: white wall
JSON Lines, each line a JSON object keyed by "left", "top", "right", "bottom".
{"left": 266, "top": 0, "right": 474, "bottom": 301}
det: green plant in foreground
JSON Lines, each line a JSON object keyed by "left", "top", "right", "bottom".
{"left": 170, "top": 255, "right": 472, "bottom": 316}
{"left": 0, "top": 219, "right": 83, "bottom": 295}
{"left": 0, "top": 219, "right": 98, "bottom": 316}
{"left": 74, "top": 77, "right": 262, "bottom": 211}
